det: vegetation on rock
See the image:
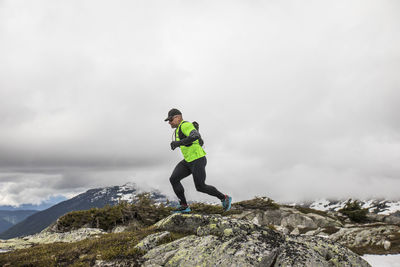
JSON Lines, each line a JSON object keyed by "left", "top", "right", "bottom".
{"left": 233, "top": 196, "right": 279, "bottom": 210}
{"left": 339, "top": 200, "right": 368, "bottom": 223}
{"left": 55, "top": 193, "right": 172, "bottom": 232}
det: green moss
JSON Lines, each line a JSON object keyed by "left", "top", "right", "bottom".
{"left": 233, "top": 197, "right": 279, "bottom": 211}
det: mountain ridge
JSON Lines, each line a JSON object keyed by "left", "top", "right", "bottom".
{"left": 0, "top": 183, "right": 168, "bottom": 239}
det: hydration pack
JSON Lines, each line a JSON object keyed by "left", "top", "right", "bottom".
{"left": 177, "top": 121, "right": 204, "bottom": 147}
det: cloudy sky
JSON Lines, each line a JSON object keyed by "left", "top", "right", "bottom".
{"left": 1, "top": 0, "right": 399, "bottom": 206}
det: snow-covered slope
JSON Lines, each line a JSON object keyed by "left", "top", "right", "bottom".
{"left": 88, "top": 182, "right": 168, "bottom": 205}
{"left": 307, "top": 199, "right": 400, "bottom": 216}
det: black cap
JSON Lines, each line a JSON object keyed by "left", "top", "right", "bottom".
{"left": 164, "top": 108, "right": 182, "bottom": 121}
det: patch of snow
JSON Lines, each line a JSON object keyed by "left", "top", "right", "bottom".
{"left": 362, "top": 254, "right": 400, "bottom": 267}
{"left": 310, "top": 199, "right": 348, "bottom": 211}
{"left": 379, "top": 202, "right": 400, "bottom": 216}
{"left": 309, "top": 199, "right": 331, "bottom": 211}
{"left": 121, "top": 182, "right": 138, "bottom": 190}
{"left": 362, "top": 199, "right": 375, "bottom": 209}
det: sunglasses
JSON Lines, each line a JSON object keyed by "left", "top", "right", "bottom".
{"left": 168, "top": 116, "right": 175, "bottom": 122}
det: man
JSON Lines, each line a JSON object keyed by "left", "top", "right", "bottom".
{"left": 165, "top": 108, "right": 232, "bottom": 213}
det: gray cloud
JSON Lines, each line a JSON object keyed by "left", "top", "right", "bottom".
{"left": 1, "top": 0, "right": 399, "bottom": 206}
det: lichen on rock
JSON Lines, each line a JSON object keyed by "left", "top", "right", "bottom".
{"left": 139, "top": 213, "right": 370, "bottom": 267}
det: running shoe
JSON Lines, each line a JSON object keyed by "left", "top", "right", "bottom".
{"left": 221, "top": 195, "right": 232, "bottom": 212}
{"left": 172, "top": 205, "right": 191, "bottom": 214}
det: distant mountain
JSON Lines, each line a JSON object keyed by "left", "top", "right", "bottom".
{"left": 0, "top": 195, "right": 67, "bottom": 211}
{"left": 0, "top": 183, "right": 168, "bottom": 240}
{"left": 0, "top": 210, "right": 38, "bottom": 234}
{"left": 0, "top": 218, "right": 13, "bottom": 234}
{"left": 303, "top": 199, "right": 400, "bottom": 216}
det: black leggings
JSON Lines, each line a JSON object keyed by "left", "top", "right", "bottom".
{"left": 169, "top": 156, "right": 225, "bottom": 205}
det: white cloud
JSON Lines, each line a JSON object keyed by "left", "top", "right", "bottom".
{"left": 0, "top": 0, "right": 399, "bottom": 205}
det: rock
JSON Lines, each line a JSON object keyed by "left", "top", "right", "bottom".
{"left": 366, "top": 213, "right": 385, "bottom": 223}
{"left": 290, "top": 227, "right": 300, "bottom": 235}
{"left": 0, "top": 228, "right": 105, "bottom": 251}
{"left": 277, "top": 235, "right": 370, "bottom": 267}
{"left": 135, "top": 231, "right": 171, "bottom": 252}
{"left": 281, "top": 213, "right": 318, "bottom": 229}
{"left": 139, "top": 213, "right": 370, "bottom": 267}
{"left": 94, "top": 260, "right": 135, "bottom": 267}
{"left": 384, "top": 240, "right": 391, "bottom": 250}
{"left": 330, "top": 224, "right": 400, "bottom": 254}
{"left": 229, "top": 206, "right": 343, "bottom": 234}
{"left": 383, "top": 214, "right": 400, "bottom": 225}
{"left": 112, "top": 226, "right": 128, "bottom": 233}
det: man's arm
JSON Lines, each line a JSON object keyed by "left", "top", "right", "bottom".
{"left": 170, "top": 129, "right": 200, "bottom": 150}
{"left": 179, "top": 129, "right": 200, "bottom": 145}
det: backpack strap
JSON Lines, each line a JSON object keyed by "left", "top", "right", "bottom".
{"left": 176, "top": 121, "right": 188, "bottom": 140}
{"left": 176, "top": 121, "right": 204, "bottom": 147}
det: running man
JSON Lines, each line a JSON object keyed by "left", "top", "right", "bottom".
{"left": 165, "top": 108, "right": 232, "bottom": 213}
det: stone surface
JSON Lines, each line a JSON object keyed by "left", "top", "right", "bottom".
{"left": 330, "top": 224, "right": 400, "bottom": 254}
{"left": 229, "top": 206, "right": 342, "bottom": 234}
{"left": 135, "top": 231, "right": 171, "bottom": 252}
{"left": 0, "top": 228, "right": 105, "bottom": 251}
{"left": 139, "top": 213, "right": 370, "bottom": 267}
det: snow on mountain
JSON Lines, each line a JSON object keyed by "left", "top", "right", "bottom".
{"left": 0, "top": 183, "right": 170, "bottom": 239}
{"left": 306, "top": 198, "right": 400, "bottom": 216}
{"left": 88, "top": 182, "right": 169, "bottom": 205}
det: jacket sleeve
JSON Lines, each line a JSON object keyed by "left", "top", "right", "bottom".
{"left": 180, "top": 129, "right": 200, "bottom": 145}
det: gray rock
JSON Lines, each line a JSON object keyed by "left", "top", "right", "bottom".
{"left": 0, "top": 227, "right": 105, "bottom": 251}
{"left": 230, "top": 206, "right": 342, "bottom": 234}
{"left": 383, "top": 214, "right": 400, "bottom": 225}
{"left": 112, "top": 226, "right": 128, "bottom": 233}
{"left": 330, "top": 224, "right": 400, "bottom": 254}
{"left": 384, "top": 240, "right": 391, "bottom": 250}
{"left": 135, "top": 231, "right": 171, "bottom": 252}
{"left": 139, "top": 213, "right": 370, "bottom": 267}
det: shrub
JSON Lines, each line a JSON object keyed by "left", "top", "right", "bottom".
{"left": 339, "top": 200, "right": 368, "bottom": 223}
{"left": 233, "top": 197, "right": 280, "bottom": 211}
{"left": 56, "top": 194, "right": 171, "bottom": 232}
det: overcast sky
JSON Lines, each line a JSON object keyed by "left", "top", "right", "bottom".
{"left": 1, "top": 0, "right": 399, "bottom": 206}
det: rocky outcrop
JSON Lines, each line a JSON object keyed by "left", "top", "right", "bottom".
{"left": 229, "top": 206, "right": 342, "bottom": 234}
{"left": 330, "top": 224, "right": 400, "bottom": 255}
{"left": 2, "top": 197, "right": 398, "bottom": 266}
{"left": 136, "top": 213, "right": 370, "bottom": 267}
{"left": 0, "top": 227, "right": 105, "bottom": 251}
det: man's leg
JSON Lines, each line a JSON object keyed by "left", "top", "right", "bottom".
{"left": 192, "top": 157, "right": 225, "bottom": 200}
{"left": 169, "top": 160, "right": 191, "bottom": 205}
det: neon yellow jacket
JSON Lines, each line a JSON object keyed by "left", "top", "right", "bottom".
{"left": 175, "top": 121, "right": 206, "bottom": 162}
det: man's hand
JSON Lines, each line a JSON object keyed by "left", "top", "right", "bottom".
{"left": 170, "top": 141, "right": 182, "bottom": 150}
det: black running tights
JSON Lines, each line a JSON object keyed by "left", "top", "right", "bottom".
{"left": 169, "top": 156, "right": 225, "bottom": 205}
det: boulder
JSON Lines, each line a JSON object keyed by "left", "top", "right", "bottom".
{"left": 0, "top": 228, "right": 105, "bottom": 251}
{"left": 135, "top": 231, "right": 171, "bottom": 252}
{"left": 230, "top": 206, "right": 342, "bottom": 234}
{"left": 139, "top": 213, "right": 370, "bottom": 267}
{"left": 330, "top": 224, "right": 400, "bottom": 255}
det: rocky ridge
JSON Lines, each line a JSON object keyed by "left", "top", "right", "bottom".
{"left": 1, "top": 197, "right": 399, "bottom": 266}
{"left": 96, "top": 213, "right": 369, "bottom": 267}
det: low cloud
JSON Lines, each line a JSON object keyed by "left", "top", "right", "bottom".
{"left": 1, "top": 0, "right": 399, "bottom": 205}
